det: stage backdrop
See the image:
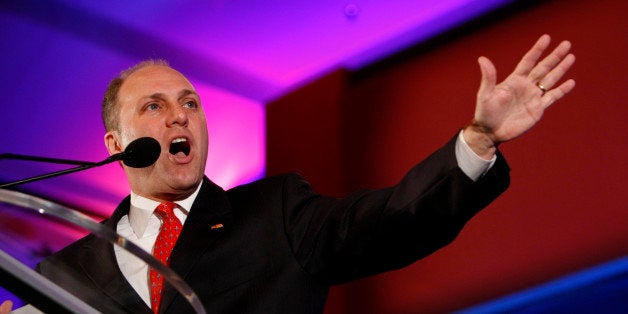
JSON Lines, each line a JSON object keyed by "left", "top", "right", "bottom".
{"left": 267, "top": 0, "right": 627, "bottom": 312}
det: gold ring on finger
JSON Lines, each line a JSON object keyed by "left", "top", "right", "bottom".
{"left": 537, "top": 82, "right": 548, "bottom": 94}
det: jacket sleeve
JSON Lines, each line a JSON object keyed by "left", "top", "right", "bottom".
{"left": 281, "top": 134, "right": 510, "bottom": 285}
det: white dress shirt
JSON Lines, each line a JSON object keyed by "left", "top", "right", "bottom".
{"left": 114, "top": 184, "right": 201, "bottom": 307}
{"left": 455, "top": 130, "right": 496, "bottom": 181}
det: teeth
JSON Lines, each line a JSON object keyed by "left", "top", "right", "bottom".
{"left": 169, "top": 137, "right": 191, "bottom": 156}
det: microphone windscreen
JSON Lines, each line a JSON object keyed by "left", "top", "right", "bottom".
{"left": 122, "top": 137, "right": 161, "bottom": 168}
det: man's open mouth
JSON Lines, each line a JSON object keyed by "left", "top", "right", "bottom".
{"left": 169, "top": 138, "right": 191, "bottom": 156}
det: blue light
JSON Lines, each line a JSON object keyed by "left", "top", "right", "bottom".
{"left": 457, "top": 256, "right": 628, "bottom": 313}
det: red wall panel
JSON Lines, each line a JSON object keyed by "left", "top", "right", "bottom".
{"left": 267, "top": 0, "right": 627, "bottom": 312}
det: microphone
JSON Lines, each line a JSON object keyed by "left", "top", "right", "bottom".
{"left": 0, "top": 137, "right": 161, "bottom": 188}
{"left": 104, "top": 137, "right": 161, "bottom": 168}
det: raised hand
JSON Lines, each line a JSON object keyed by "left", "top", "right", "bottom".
{"left": 465, "top": 34, "right": 576, "bottom": 158}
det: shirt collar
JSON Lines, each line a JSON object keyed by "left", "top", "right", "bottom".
{"left": 128, "top": 182, "right": 202, "bottom": 238}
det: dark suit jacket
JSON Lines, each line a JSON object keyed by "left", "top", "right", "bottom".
{"left": 37, "top": 136, "right": 510, "bottom": 313}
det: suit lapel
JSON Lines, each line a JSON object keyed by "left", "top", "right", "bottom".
{"left": 74, "top": 178, "right": 232, "bottom": 312}
{"left": 78, "top": 196, "right": 151, "bottom": 313}
{"left": 160, "top": 178, "right": 233, "bottom": 312}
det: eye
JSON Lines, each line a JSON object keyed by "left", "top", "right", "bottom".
{"left": 183, "top": 100, "right": 198, "bottom": 109}
{"left": 146, "top": 103, "right": 159, "bottom": 111}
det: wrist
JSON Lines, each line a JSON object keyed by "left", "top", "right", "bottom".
{"left": 463, "top": 120, "right": 498, "bottom": 159}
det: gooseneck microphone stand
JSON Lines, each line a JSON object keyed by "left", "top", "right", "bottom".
{"left": 0, "top": 153, "right": 97, "bottom": 166}
{"left": 0, "top": 137, "right": 160, "bottom": 188}
{"left": 0, "top": 153, "right": 104, "bottom": 188}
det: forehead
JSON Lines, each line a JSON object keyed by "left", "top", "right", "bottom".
{"left": 118, "top": 65, "right": 196, "bottom": 103}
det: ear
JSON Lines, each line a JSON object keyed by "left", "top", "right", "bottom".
{"left": 104, "top": 130, "right": 124, "bottom": 156}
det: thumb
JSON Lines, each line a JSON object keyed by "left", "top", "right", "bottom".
{"left": 477, "top": 56, "right": 496, "bottom": 98}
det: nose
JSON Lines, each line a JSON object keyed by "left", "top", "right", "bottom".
{"left": 168, "top": 104, "right": 188, "bottom": 127}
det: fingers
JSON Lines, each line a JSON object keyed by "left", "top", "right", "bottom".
{"left": 512, "top": 34, "right": 576, "bottom": 103}
{"left": 537, "top": 53, "right": 576, "bottom": 90}
{"left": 0, "top": 300, "right": 13, "bottom": 314}
{"left": 477, "top": 56, "right": 497, "bottom": 97}
{"left": 513, "top": 34, "right": 551, "bottom": 76}
{"left": 528, "top": 40, "right": 573, "bottom": 82}
{"left": 541, "top": 79, "right": 576, "bottom": 109}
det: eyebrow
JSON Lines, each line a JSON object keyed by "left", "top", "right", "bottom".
{"left": 178, "top": 89, "right": 199, "bottom": 101}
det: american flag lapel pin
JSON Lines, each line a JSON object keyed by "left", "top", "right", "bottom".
{"left": 210, "top": 223, "right": 224, "bottom": 230}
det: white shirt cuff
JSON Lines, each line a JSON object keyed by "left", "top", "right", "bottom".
{"left": 455, "top": 130, "right": 496, "bottom": 181}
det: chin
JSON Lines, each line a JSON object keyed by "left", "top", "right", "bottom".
{"left": 167, "top": 172, "right": 203, "bottom": 191}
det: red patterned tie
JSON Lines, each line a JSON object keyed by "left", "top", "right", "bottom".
{"left": 149, "top": 202, "right": 182, "bottom": 313}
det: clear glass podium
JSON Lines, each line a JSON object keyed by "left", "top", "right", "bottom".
{"left": 0, "top": 188, "right": 206, "bottom": 313}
